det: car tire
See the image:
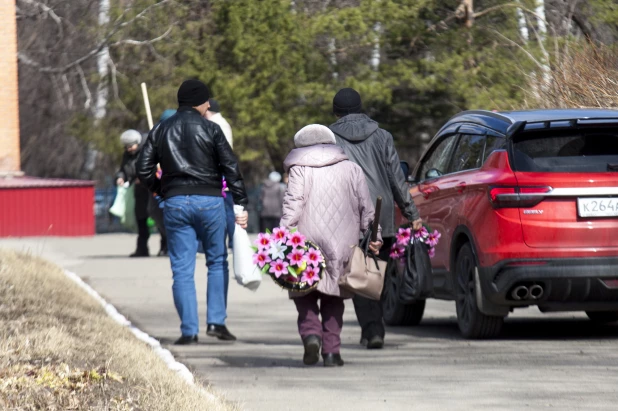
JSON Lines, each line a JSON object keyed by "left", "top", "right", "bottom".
{"left": 455, "top": 243, "right": 504, "bottom": 339}
{"left": 382, "top": 259, "right": 426, "bottom": 326}
{"left": 585, "top": 311, "right": 618, "bottom": 323}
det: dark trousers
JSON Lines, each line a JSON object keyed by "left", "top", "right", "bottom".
{"left": 136, "top": 218, "right": 150, "bottom": 253}
{"left": 134, "top": 183, "right": 151, "bottom": 253}
{"left": 148, "top": 196, "right": 167, "bottom": 252}
{"left": 294, "top": 291, "right": 345, "bottom": 354}
{"left": 260, "top": 217, "right": 280, "bottom": 233}
{"left": 224, "top": 193, "right": 235, "bottom": 249}
{"left": 352, "top": 237, "right": 395, "bottom": 340}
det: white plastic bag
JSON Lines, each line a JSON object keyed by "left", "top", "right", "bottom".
{"left": 109, "top": 184, "right": 128, "bottom": 218}
{"left": 110, "top": 183, "right": 136, "bottom": 232}
{"left": 232, "top": 205, "right": 262, "bottom": 291}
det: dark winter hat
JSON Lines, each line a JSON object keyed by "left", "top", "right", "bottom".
{"left": 333, "top": 88, "right": 362, "bottom": 116}
{"left": 208, "top": 99, "right": 221, "bottom": 113}
{"left": 177, "top": 80, "right": 210, "bottom": 107}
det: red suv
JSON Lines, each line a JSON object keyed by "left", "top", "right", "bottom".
{"left": 382, "top": 109, "right": 618, "bottom": 339}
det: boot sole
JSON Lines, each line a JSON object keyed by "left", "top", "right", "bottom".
{"left": 303, "top": 341, "right": 321, "bottom": 365}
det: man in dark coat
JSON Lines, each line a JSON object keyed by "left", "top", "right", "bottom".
{"left": 116, "top": 129, "right": 151, "bottom": 257}
{"left": 137, "top": 80, "right": 249, "bottom": 345}
{"left": 329, "top": 88, "right": 422, "bottom": 349}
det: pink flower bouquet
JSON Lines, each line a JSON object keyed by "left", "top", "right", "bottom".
{"left": 390, "top": 224, "right": 441, "bottom": 261}
{"left": 252, "top": 226, "right": 325, "bottom": 292}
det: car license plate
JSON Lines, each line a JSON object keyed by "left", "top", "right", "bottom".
{"left": 577, "top": 198, "right": 618, "bottom": 217}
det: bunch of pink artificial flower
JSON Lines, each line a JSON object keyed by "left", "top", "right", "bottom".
{"left": 390, "top": 224, "right": 441, "bottom": 260}
{"left": 253, "top": 227, "right": 325, "bottom": 291}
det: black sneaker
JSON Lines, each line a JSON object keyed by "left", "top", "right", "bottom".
{"left": 323, "top": 353, "right": 344, "bottom": 367}
{"left": 302, "top": 335, "right": 321, "bottom": 366}
{"left": 206, "top": 324, "right": 237, "bottom": 341}
{"left": 174, "top": 335, "right": 198, "bottom": 345}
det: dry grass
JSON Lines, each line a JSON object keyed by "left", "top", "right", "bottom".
{"left": 530, "top": 42, "right": 618, "bottom": 109}
{"left": 0, "top": 250, "right": 238, "bottom": 411}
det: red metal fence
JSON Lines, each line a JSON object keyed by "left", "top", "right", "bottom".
{"left": 0, "top": 177, "right": 94, "bottom": 237}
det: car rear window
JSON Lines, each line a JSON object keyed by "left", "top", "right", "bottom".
{"left": 513, "top": 130, "right": 618, "bottom": 172}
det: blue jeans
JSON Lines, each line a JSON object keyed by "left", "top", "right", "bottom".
{"left": 164, "top": 195, "right": 229, "bottom": 336}
{"left": 196, "top": 194, "right": 235, "bottom": 254}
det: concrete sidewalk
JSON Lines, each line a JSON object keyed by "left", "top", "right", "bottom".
{"left": 2, "top": 234, "right": 618, "bottom": 411}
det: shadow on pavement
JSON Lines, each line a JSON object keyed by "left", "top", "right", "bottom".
{"left": 214, "top": 356, "right": 307, "bottom": 368}
{"left": 83, "top": 255, "right": 134, "bottom": 259}
{"left": 382, "top": 317, "right": 618, "bottom": 341}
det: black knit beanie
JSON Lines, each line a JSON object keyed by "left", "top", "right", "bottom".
{"left": 177, "top": 80, "right": 210, "bottom": 107}
{"left": 333, "top": 88, "right": 362, "bottom": 116}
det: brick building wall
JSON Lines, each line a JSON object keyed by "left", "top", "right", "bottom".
{"left": 0, "top": 0, "right": 21, "bottom": 174}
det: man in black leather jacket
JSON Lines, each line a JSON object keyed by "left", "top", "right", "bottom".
{"left": 329, "top": 88, "right": 422, "bottom": 349}
{"left": 137, "top": 80, "right": 248, "bottom": 345}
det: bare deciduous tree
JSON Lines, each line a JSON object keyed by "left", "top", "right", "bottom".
{"left": 16, "top": 0, "right": 173, "bottom": 180}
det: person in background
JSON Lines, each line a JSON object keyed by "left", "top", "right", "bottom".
{"left": 259, "top": 171, "right": 285, "bottom": 232}
{"left": 137, "top": 80, "right": 248, "bottom": 345}
{"left": 117, "top": 129, "right": 151, "bottom": 257}
{"left": 328, "top": 88, "right": 422, "bottom": 349}
{"left": 206, "top": 99, "right": 235, "bottom": 249}
{"left": 146, "top": 109, "right": 177, "bottom": 257}
{"left": 281, "top": 124, "right": 381, "bottom": 367}
{"left": 205, "top": 99, "right": 233, "bottom": 147}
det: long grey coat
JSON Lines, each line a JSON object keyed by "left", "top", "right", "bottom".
{"left": 329, "top": 114, "right": 419, "bottom": 237}
{"left": 281, "top": 145, "right": 380, "bottom": 298}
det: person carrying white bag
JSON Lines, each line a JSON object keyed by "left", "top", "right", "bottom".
{"left": 196, "top": 205, "right": 262, "bottom": 291}
{"left": 232, "top": 205, "right": 262, "bottom": 291}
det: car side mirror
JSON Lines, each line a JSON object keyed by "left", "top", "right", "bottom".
{"left": 425, "top": 168, "right": 443, "bottom": 180}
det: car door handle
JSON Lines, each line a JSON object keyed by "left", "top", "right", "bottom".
{"left": 457, "top": 182, "right": 467, "bottom": 193}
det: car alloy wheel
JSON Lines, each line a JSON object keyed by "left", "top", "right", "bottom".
{"left": 455, "top": 243, "right": 504, "bottom": 339}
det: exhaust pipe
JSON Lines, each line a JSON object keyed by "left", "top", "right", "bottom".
{"left": 511, "top": 285, "right": 529, "bottom": 301}
{"left": 529, "top": 284, "right": 544, "bottom": 300}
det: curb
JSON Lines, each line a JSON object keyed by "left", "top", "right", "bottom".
{"left": 63, "top": 270, "right": 216, "bottom": 400}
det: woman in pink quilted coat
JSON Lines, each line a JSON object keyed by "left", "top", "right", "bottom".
{"left": 281, "top": 124, "right": 381, "bottom": 367}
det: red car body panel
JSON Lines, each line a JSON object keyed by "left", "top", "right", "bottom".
{"left": 405, "top": 150, "right": 618, "bottom": 273}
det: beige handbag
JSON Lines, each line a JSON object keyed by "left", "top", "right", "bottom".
{"left": 339, "top": 196, "right": 386, "bottom": 300}
{"left": 339, "top": 244, "right": 387, "bottom": 300}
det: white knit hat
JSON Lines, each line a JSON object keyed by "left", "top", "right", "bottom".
{"left": 269, "top": 171, "right": 282, "bottom": 182}
{"left": 120, "top": 129, "right": 142, "bottom": 146}
{"left": 293, "top": 124, "right": 336, "bottom": 148}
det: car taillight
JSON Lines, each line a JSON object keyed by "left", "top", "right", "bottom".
{"left": 488, "top": 186, "right": 552, "bottom": 208}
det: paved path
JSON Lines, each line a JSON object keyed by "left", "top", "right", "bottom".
{"left": 2, "top": 234, "right": 618, "bottom": 411}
